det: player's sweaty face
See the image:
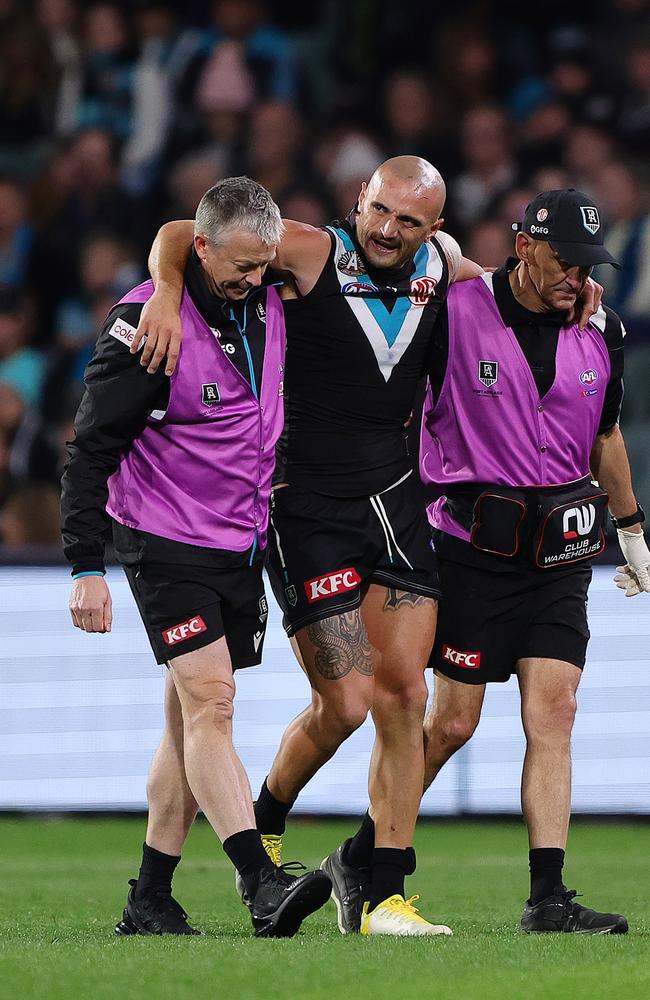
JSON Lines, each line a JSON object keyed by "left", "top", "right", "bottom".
{"left": 198, "top": 230, "right": 277, "bottom": 301}
{"left": 355, "top": 174, "right": 443, "bottom": 270}
{"left": 527, "top": 240, "right": 592, "bottom": 312}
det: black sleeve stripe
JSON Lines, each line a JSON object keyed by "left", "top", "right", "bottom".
{"left": 597, "top": 304, "right": 625, "bottom": 434}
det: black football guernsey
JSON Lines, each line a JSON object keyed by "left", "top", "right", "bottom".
{"left": 278, "top": 217, "right": 451, "bottom": 497}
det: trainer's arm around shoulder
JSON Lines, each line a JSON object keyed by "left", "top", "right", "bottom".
{"left": 61, "top": 303, "right": 169, "bottom": 630}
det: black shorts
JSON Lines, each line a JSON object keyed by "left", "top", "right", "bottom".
{"left": 112, "top": 522, "right": 269, "bottom": 668}
{"left": 266, "top": 471, "right": 441, "bottom": 636}
{"left": 430, "top": 532, "right": 591, "bottom": 684}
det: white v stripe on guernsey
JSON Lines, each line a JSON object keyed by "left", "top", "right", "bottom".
{"left": 330, "top": 230, "right": 444, "bottom": 382}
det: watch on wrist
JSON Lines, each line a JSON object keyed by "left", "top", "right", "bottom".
{"left": 612, "top": 504, "right": 645, "bottom": 530}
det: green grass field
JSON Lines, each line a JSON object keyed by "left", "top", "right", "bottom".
{"left": 0, "top": 816, "right": 648, "bottom": 1000}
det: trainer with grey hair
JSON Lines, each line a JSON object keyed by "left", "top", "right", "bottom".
{"left": 194, "top": 175, "right": 284, "bottom": 248}
{"left": 60, "top": 176, "right": 331, "bottom": 938}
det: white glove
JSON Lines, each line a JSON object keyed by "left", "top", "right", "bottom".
{"left": 615, "top": 529, "right": 650, "bottom": 596}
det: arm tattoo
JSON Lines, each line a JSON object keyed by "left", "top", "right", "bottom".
{"left": 306, "top": 611, "right": 374, "bottom": 680}
{"left": 383, "top": 588, "right": 427, "bottom": 611}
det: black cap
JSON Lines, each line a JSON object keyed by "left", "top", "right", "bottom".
{"left": 513, "top": 189, "right": 621, "bottom": 269}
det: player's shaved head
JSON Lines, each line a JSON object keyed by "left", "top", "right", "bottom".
{"left": 370, "top": 156, "right": 446, "bottom": 203}
{"left": 356, "top": 155, "right": 447, "bottom": 269}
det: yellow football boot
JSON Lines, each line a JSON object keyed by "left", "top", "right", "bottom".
{"left": 360, "top": 895, "right": 453, "bottom": 936}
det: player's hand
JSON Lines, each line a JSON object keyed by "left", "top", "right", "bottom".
{"left": 69, "top": 576, "right": 113, "bottom": 632}
{"left": 615, "top": 529, "right": 650, "bottom": 595}
{"left": 130, "top": 288, "right": 182, "bottom": 376}
{"left": 568, "top": 276, "right": 603, "bottom": 330}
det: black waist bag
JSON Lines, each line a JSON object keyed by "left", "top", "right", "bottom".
{"left": 534, "top": 484, "right": 609, "bottom": 569}
{"left": 470, "top": 488, "right": 529, "bottom": 557}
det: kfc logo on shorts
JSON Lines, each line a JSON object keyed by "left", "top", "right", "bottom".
{"left": 409, "top": 276, "right": 437, "bottom": 305}
{"left": 442, "top": 644, "right": 481, "bottom": 668}
{"left": 162, "top": 615, "right": 208, "bottom": 646}
{"left": 304, "top": 567, "right": 362, "bottom": 603}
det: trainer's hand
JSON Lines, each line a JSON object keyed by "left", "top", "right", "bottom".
{"left": 568, "top": 276, "right": 603, "bottom": 330}
{"left": 131, "top": 288, "right": 182, "bottom": 376}
{"left": 69, "top": 576, "right": 113, "bottom": 632}
{"left": 615, "top": 529, "right": 650, "bottom": 595}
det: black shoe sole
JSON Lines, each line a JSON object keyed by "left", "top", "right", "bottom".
{"left": 253, "top": 872, "right": 332, "bottom": 938}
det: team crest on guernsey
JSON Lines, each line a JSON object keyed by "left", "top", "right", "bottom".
{"left": 285, "top": 584, "right": 298, "bottom": 606}
{"left": 201, "top": 382, "right": 220, "bottom": 405}
{"left": 337, "top": 250, "right": 366, "bottom": 276}
{"left": 478, "top": 360, "right": 499, "bottom": 387}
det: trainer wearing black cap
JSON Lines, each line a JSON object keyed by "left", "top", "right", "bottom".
{"left": 514, "top": 188, "right": 621, "bottom": 269}
{"left": 410, "top": 188, "right": 648, "bottom": 934}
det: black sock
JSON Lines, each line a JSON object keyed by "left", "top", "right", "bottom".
{"left": 368, "top": 847, "right": 416, "bottom": 912}
{"left": 253, "top": 778, "right": 293, "bottom": 835}
{"left": 343, "top": 812, "right": 375, "bottom": 869}
{"left": 223, "top": 828, "right": 275, "bottom": 900}
{"left": 529, "top": 848, "right": 566, "bottom": 905}
{"left": 134, "top": 842, "right": 181, "bottom": 898}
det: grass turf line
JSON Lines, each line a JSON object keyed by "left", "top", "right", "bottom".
{"left": 0, "top": 817, "right": 648, "bottom": 1000}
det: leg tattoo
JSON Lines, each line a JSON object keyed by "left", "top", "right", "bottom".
{"left": 307, "top": 612, "right": 373, "bottom": 680}
{"left": 383, "top": 588, "right": 428, "bottom": 612}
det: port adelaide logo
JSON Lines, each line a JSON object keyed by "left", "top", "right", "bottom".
{"left": 337, "top": 250, "right": 366, "bottom": 276}
{"left": 478, "top": 360, "right": 499, "bottom": 387}
{"left": 201, "top": 382, "right": 220, "bottom": 405}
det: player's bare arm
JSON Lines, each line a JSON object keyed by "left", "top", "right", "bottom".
{"left": 135, "top": 218, "right": 331, "bottom": 372}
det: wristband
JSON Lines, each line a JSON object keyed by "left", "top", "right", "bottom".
{"left": 72, "top": 570, "right": 106, "bottom": 580}
{"left": 611, "top": 504, "right": 645, "bottom": 530}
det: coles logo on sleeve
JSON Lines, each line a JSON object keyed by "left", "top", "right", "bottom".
{"left": 304, "top": 567, "right": 361, "bottom": 603}
{"left": 162, "top": 615, "right": 208, "bottom": 646}
{"left": 442, "top": 644, "right": 481, "bottom": 668}
{"left": 108, "top": 318, "right": 141, "bottom": 349}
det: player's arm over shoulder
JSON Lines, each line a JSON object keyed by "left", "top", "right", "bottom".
{"left": 275, "top": 218, "right": 331, "bottom": 293}
{"left": 435, "top": 230, "right": 483, "bottom": 282}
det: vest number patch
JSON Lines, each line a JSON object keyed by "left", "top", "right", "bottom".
{"left": 202, "top": 383, "right": 220, "bottom": 405}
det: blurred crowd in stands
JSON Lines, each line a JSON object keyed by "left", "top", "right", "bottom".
{"left": 0, "top": 0, "right": 649, "bottom": 552}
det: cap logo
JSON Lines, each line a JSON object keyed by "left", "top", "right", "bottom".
{"left": 580, "top": 206, "right": 600, "bottom": 234}
{"left": 536, "top": 208, "right": 548, "bottom": 222}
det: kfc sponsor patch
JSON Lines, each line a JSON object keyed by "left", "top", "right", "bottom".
{"left": 162, "top": 615, "right": 208, "bottom": 646}
{"left": 442, "top": 644, "right": 481, "bottom": 668}
{"left": 304, "top": 567, "right": 361, "bottom": 603}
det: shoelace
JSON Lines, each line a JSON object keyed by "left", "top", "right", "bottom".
{"left": 261, "top": 836, "right": 283, "bottom": 867}
{"left": 272, "top": 861, "right": 307, "bottom": 885}
{"left": 381, "top": 894, "right": 424, "bottom": 923}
